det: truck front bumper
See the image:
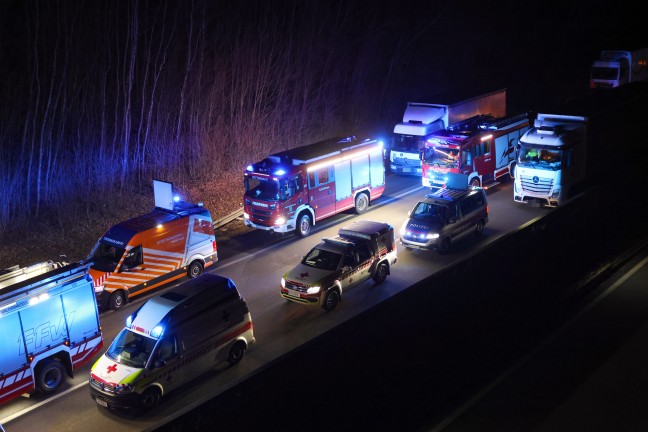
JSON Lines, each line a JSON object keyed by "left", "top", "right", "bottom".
{"left": 514, "top": 194, "right": 559, "bottom": 208}
{"left": 89, "top": 381, "right": 141, "bottom": 411}
{"left": 244, "top": 217, "right": 293, "bottom": 233}
{"left": 390, "top": 163, "right": 422, "bottom": 176}
{"left": 399, "top": 236, "right": 437, "bottom": 251}
{"left": 280, "top": 288, "right": 321, "bottom": 305}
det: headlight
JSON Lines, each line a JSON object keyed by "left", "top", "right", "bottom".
{"left": 243, "top": 212, "right": 249, "bottom": 220}
{"left": 94, "top": 284, "right": 104, "bottom": 293}
{"left": 551, "top": 188, "right": 561, "bottom": 198}
{"left": 426, "top": 233, "right": 439, "bottom": 239}
{"left": 306, "top": 286, "right": 320, "bottom": 294}
{"left": 113, "top": 383, "right": 134, "bottom": 394}
{"left": 281, "top": 277, "right": 286, "bottom": 288}
{"left": 275, "top": 217, "right": 286, "bottom": 225}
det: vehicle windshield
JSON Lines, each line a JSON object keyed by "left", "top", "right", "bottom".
{"left": 89, "top": 241, "right": 126, "bottom": 272}
{"left": 245, "top": 176, "right": 281, "bottom": 201}
{"left": 591, "top": 67, "right": 618, "bottom": 80}
{"left": 391, "top": 135, "right": 422, "bottom": 153}
{"left": 422, "top": 146, "right": 459, "bottom": 168}
{"left": 106, "top": 328, "right": 157, "bottom": 369}
{"left": 517, "top": 147, "right": 562, "bottom": 170}
{"left": 301, "top": 247, "right": 342, "bottom": 271}
{"left": 410, "top": 201, "right": 446, "bottom": 224}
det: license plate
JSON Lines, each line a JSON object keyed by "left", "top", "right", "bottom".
{"left": 96, "top": 398, "right": 108, "bottom": 408}
{"left": 288, "top": 289, "right": 301, "bottom": 298}
{"left": 402, "top": 167, "right": 411, "bottom": 172}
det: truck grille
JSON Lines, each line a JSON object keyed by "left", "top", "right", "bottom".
{"left": 90, "top": 377, "right": 115, "bottom": 393}
{"left": 284, "top": 280, "right": 307, "bottom": 292}
{"left": 392, "top": 156, "right": 420, "bottom": 166}
{"left": 520, "top": 175, "right": 553, "bottom": 194}
{"left": 251, "top": 208, "right": 271, "bottom": 216}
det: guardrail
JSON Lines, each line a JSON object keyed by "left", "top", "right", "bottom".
{"left": 213, "top": 207, "right": 244, "bottom": 229}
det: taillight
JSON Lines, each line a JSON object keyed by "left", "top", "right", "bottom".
{"left": 486, "top": 204, "right": 490, "bottom": 214}
{"left": 212, "top": 240, "right": 217, "bottom": 252}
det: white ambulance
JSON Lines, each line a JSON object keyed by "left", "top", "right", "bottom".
{"left": 89, "top": 273, "right": 255, "bottom": 411}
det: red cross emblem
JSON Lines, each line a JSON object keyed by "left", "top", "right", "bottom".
{"left": 106, "top": 363, "right": 118, "bottom": 374}
{"left": 348, "top": 278, "right": 353, "bottom": 284}
{"left": 299, "top": 272, "right": 309, "bottom": 278}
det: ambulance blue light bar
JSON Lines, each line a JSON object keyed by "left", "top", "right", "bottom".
{"left": 151, "top": 325, "right": 164, "bottom": 338}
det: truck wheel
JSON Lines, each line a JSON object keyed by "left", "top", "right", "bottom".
{"left": 36, "top": 359, "right": 65, "bottom": 394}
{"left": 373, "top": 262, "right": 388, "bottom": 284}
{"left": 187, "top": 260, "right": 204, "bottom": 279}
{"left": 354, "top": 193, "right": 369, "bottom": 214}
{"left": 140, "top": 387, "right": 161, "bottom": 411}
{"left": 322, "top": 289, "right": 340, "bottom": 311}
{"left": 438, "top": 237, "right": 451, "bottom": 255}
{"left": 108, "top": 290, "right": 126, "bottom": 310}
{"left": 227, "top": 341, "right": 247, "bottom": 366}
{"left": 295, "top": 213, "right": 312, "bottom": 237}
{"left": 470, "top": 178, "right": 480, "bottom": 188}
{"left": 474, "top": 220, "right": 485, "bottom": 237}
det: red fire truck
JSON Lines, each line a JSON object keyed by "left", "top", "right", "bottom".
{"left": 421, "top": 114, "right": 530, "bottom": 189}
{"left": 243, "top": 137, "right": 385, "bottom": 237}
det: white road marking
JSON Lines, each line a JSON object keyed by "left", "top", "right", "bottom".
{"left": 430, "top": 251, "right": 648, "bottom": 432}
{"left": 1, "top": 381, "right": 88, "bottom": 425}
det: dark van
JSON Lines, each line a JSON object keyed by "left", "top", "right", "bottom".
{"left": 399, "top": 186, "right": 489, "bottom": 254}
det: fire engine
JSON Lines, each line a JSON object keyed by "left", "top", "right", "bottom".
{"left": 420, "top": 114, "right": 530, "bottom": 190}
{"left": 0, "top": 260, "right": 103, "bottom": 405}
{"left": 243, "top": 136, "right": 386, "bottom": 237}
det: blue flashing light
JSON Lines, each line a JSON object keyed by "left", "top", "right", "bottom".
{"left": 377, "top": 140, "right": 384, "bottom": 149}
{"left": 126, "top": 315, "right": 133, "bottom": 328}
{"left": 173, "top": 195, "right": 180, "bottom": 202}
{"left": 246, "top": 165, "right": 254, "bottom": 172}
{"left": 274, "top": 169, "right": 286, "bottom": 176}
{"left": 151, "top": 325, "right": 165, "bottom": 338}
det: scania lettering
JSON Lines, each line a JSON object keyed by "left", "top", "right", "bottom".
{"left": 421, "top": 113, "right": 530, "bottom": 190}
{"left": 243, "top": 136, "right": 386, "bottom": 237}
{"left": 0, "top": 260, "right": 103, "bottom": 405}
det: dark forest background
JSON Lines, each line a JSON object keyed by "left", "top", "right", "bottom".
{"left": 0, "top": 0, "right": 644, "bottom": 248}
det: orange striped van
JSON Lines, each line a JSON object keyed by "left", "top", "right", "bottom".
{"left": 88, "top": 201, "right": 217, "bottom": 310}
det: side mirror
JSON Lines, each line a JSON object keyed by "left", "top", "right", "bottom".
{"left": 509, "top": 161, "right": 517, "bottom": 179}
{"left": 342, "top": 265, "right": 352, "bottom": 273}
{"left": 448, "top": 218, "right": 456, "bottom": 224}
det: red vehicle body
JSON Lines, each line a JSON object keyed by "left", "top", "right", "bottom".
{"left": 243, "top": 137, "right": 385, "bottom": 237}
{"left": 420, "top": 114, "right": 530, "bottom": 190}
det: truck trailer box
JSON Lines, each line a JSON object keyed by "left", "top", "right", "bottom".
{"left": 88, "top": 180, "right": 217, "bottom": 311}
{"left": 0, "top": 260, "right": 103, "bottom": 405}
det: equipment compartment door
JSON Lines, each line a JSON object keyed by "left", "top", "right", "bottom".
{"left": 473, "top": 138, "right": 494, "bottom": 183}
{"left": 308, "top": 166, "right": 336, "bottom": 220}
